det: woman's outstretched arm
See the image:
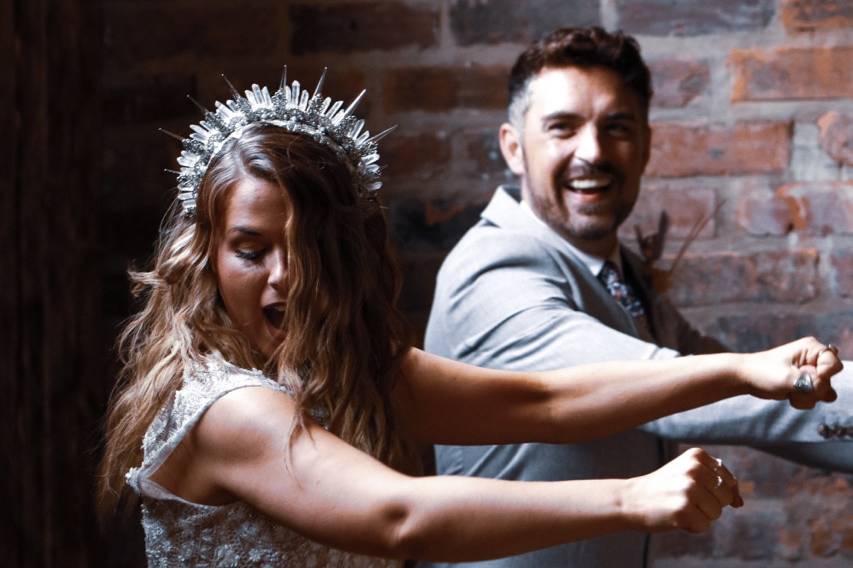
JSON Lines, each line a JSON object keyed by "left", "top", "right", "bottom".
{"left": 393, "top": 337, "right": 842, "bottom": 446}
{"left": 151, "top": 387, "right": 739, "bottom": 562}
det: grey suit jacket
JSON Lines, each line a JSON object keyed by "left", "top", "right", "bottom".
{"left": 422, "top": 186, "right": 852, "bottom": 568}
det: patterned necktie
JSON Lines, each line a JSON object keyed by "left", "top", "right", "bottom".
{"left": 597, "top": 260, "right": 646, "bottom": 318}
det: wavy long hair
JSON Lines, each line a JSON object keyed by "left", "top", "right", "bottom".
{"left": 99, "top": 125, "right": 412, "bottom": 511}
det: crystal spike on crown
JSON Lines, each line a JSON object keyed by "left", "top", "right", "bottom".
{"left": 170, "top": 67, "right": 393, "bottom": 216}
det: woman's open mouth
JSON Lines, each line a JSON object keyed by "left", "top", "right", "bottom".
{"left": 262, "top": 304, "right": 285, "bottom": 332}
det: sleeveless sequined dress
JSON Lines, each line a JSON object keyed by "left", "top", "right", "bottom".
{"left": 125, "top": 354, "right": 399, "bottom": 567}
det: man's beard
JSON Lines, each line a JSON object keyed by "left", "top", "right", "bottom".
{"left": 527, "top": 183, "right": 630, "bottom": 243}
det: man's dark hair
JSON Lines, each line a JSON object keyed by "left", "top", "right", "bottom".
{"left": 507, "top": 27, "right": 653, "bottom": 127}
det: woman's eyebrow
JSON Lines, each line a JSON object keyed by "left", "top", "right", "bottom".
{"left": 227, "top": 225, "right": 263, "bottom": 236}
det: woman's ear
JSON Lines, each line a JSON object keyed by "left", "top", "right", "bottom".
{"left": 499, "top": 123, "right": 526, "bottom": 177}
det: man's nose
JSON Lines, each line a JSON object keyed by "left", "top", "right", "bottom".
{"left": 574, "top": 124, "right": 603, "bottom": 164}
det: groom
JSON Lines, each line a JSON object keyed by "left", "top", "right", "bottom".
{"left": 424, "top": 27, "right": 852, "bottom": 567}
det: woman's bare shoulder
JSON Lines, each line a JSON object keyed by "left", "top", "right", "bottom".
{"left": 193, "top": 385, "right": 299, "bottom": 462}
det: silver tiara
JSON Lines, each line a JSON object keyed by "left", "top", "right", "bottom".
{"left": 165, "top": 67, "right": 394, "bottom": 216}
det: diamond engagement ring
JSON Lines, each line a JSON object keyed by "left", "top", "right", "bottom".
{"left": 793, "top": 371, "right": 815, "bottom": 393}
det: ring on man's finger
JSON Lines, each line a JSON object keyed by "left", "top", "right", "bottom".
{"left": 714, "top": 474, "right": 724, "bottom": 489}
{"left": 793, "top": 371, "right": 815, "bottom": 394}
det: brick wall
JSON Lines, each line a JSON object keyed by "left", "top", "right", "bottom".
{"left": 100, "top": 0, "right": 853, "bottom": 565}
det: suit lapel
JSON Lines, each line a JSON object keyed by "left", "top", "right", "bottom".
{"left": 482, "top": 186, "right": 642, "bottom": 338}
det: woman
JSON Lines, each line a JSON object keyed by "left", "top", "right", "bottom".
{"left": 99, "top": 72, "right": 841, "bottom": 566}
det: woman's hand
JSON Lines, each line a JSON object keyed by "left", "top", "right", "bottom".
{"left": 621, "top": 448, "right": 742, "bottom": 534}
{"left": 738, "top": 337, "right": 843, "bottom": 408}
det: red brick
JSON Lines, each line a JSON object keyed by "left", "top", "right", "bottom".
{"left": 617, "top": 0, "right": 774, "bottom": 36}
{"left": 621, "top": 184, "right": 716, "bottom": 243}
{"left": 383, "top": 132, "right": 451, "bottom": 182}
{"left": 652, "top": 527, "right": 714, "bottom": 558}
{"left": 830, "top": 250, "right": 853, "bottom": 298}
{"left": 289, "top": 2, "right": 438, "bottom": 54}
{"left": 782, "top": 0, "right": 853, "bottom": 32}
{"left": 710, "top": 504, "right": 784, "bottom": 560}
{"left": 810, "top": 517, "right": 840, "bottom": 557}
{"left": 666, "top": 248, "right": 819, "bottom": 307}
{"left": 383, "top": 66, "right": 507, "bottom": 113}
{"left": 646, "top": 122, "right": 791, "bottom": 178}
{"left": 736, "top": 188, "right": 793, "bottom": 236}
{"left": 817, "top": 111, "right": 853, "bottom": 166}
{"left": 778, "top": 528, "right": 805, "bottom": 561}
{"left": 777, "top": 181, "right": 853, "bottom": 235}
{"left": 390, "top": 198, "right": 486, "bottom": 252}
{"left": 449, "top": 0, "right": 600, "bottom": 46}
{"left": 706, "top": 308, "right": 853, "bottom": 353}
{"left": 461, "top": 129, "right": 509, "bottom": 177}
{"left": 104, "top": 2, "right": 283, "bottom": 71}
{"left": 730, "top": 46, "right": 853, "bottom": 102}
{"left": 648, "top": 59, "right": 710, "bottom": 108}
{"left": 102, "top": 74, "right": 197, "bottom": 126}
{"left": 832, "top": 514, "right": 853, "bottom": 555}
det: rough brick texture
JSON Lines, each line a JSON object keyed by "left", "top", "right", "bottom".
{"left": 782, "top": 0, "right": 853, "bottom": 32}
{"left": 103, "top": 2, "right": 284, "bottom": 71}
{"left": 617, "top": 0, "right": 775, "bottom": 36}
{"left": 646, "top": 122, "right": 791, "bottom": 178}
{"left": 648, "top": 59, "right": 710, "bottom": 108}
{"left": 383, "top": 66, "right": 507, "bottom": 113}
{"left": 621, "top": 183, "right": 717, "bottom": 240}
{"left": 290, "top": 2, "right": 439, "bottom": 53}
{"left": 818, "top": 112, "right": 853, "bottom": 166}
{"left": 383, "top": 131, "right": 452, "bottom": 183}
{"left": 830, "top": 250, "right": 853, "bottom": 298}
{"left": 449, "top": 0, "right": 600, "bottom": 45}
{"left": 666, "top": 248, "right": 819, "bottom": 307}
{"left": 777, "top": 181, "right": 853, "bottom": 235}
{"left": 736, "top": 189, "right": 794, "bottom": 236}
{"left": 730, "top": 46, "right": 853, "bottom": 101}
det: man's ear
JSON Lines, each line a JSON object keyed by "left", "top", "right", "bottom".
{"left": 499, "top": 122, "right": 526, "bottom": 176}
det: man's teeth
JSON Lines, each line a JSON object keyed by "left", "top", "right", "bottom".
{"left": 568, "top": 178, "right": 610, "bottom": 191}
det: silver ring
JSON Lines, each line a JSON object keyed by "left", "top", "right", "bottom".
{"left": 715, "top": 474, "right": 724, "bottom": 489}
{"left": 793, "top": 371, "right": 815, "bottom": 393}
{"left": 818, "top": 344, "right": 839, "bottom": 359}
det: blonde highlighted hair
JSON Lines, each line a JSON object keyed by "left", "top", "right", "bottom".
{"left": 99, "top": 125, "right": 412, "bottom": 512}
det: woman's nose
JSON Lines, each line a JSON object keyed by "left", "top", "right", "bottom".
{"left": 267, "top": 251, "right": 287, "bottom": 290}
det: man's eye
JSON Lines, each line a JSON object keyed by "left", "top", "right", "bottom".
{"left": 235, "top": 248, "right": 265, "bottom": 261}
{"left": 548, "top": 123, "right": 578, "bottom": 136}
{"left": 607, "top": 123, "right": 632, "bottom": 136}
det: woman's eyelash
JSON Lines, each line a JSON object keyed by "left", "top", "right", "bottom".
{"left": 235, "top": 249, "right": 264, "bottom": 261}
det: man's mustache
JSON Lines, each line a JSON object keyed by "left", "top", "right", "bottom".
{"left": 562, "top": 159, "right": 620, "bottom": 180}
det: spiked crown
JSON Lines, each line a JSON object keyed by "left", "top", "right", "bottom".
{"left": 166, "top": 67, "right": 393, "bottom": 216}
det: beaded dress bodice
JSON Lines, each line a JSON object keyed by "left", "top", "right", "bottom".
{"left": 125, "top": 355, "right": 397, "bottom": 567}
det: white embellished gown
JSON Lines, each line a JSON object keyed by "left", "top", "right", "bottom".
{"left": 125, "top": 354, "right": 399, "bottom": 567}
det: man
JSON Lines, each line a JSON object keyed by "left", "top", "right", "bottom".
{"left": 424, "top": 27, "right": 852, "bottom": 567}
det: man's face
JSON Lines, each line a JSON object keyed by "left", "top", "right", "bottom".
{"left": 505, "top": 66, "right": 650, "bottom": 253}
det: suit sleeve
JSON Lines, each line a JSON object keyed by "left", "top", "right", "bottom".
{"left": 425, "top": 229, "right": 853, "bottom": 472}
